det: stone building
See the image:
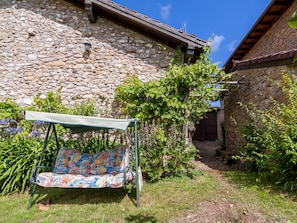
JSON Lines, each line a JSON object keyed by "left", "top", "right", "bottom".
{"left": 223, "top": 0, "right": 297, "bottom": 151}
{"left": 0, "top": 0, "right": 206, "bottom": 115}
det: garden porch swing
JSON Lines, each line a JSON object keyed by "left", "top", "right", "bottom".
{"left": 25, "top": 110, "right": 141, "bottom": 209}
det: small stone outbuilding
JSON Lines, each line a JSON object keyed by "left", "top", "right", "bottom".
{"left": 0, "top": 0, "right": 206, "bottom": 115}
{"left": 223, "top": 0, "right": 297, "bottom": 151}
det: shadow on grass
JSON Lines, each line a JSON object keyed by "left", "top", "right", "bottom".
{"left": 223, "top": 170, "right": 297, "bottom": 201}
{"left": 125, "top": 214, "right": 158, "bottom": 223}
{"left": 32, "top": 186, "right": 138, "bottom": 206}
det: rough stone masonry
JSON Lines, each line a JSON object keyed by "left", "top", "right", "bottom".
{"left": 0, "top": 0, "right": 175, "bottom": 116}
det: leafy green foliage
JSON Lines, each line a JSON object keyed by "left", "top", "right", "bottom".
{"left": 139, "top": 120, "right": 196, "bottom": 181}
{"left": 63, "top": 134, "right": 120, "bottom": 154}
{"left": 0, "top": 136, "right": 43, "bottom": 194}
{"left": 26, "top": 89, "right": 97, "bottom": 116}
{"left": 288, "top": 10, "right": 297, "bottom": 29}
{"left": 69, "top": 100, "right": 97, "bottom": 116}
{"left": 115, "top": 48, "right": 228, "bottom": 181}
{"left": 288, "top": 10, "right": 297, "bottom": 64}
{"left": 115, "top": 47, "right": 228, "bottom": 126}
{"left": 26, "top": 89, "right": 68, "bottom": 113}
{"left": 0, "top": 100, "right": 24, "bottom": 139}
{"left": 0, "top": 90, "right": 99, "bottom": 194}
{"left": 24, "top": 89, "right": 98, "bottom": 148}
{"left": 0, "top": 99, "right": 22, "bottom": 121}
{"left": 237, "top": 73, "right": 297, "bottom": 189}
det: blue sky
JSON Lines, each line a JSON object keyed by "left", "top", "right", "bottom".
{"left": 113, "top": 0, "right": 271, "bottom": 67}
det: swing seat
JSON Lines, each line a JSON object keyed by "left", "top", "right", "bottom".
{"left": 25, "top": 110, "right": 141, "bottom": 209}
{"left": 35, "top": 171, "right": 134, "bottom": 188}
{"left": 31, "top": 146, "right": 135, "bottom": 189}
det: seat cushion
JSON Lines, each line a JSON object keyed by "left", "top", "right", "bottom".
{"left": 36, "top": 171, "right": 134, "bottom": 188}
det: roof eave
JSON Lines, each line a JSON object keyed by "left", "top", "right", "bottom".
{"left": 65, "top": 0, "right": 207, "bottom": 51}
{"left": 224, "top": 0, "right": 295, "bottom": 73}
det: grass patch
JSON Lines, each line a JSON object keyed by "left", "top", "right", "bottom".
{"left": 0, "top": 171, "right": 218, "bottom": 223}
{"left": 224, "top": 170, "right": 297, "bottom": 222}
{"left": 1, "top": 169, "right": 296, "bottom": 222}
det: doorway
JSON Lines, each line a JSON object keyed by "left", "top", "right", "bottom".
{"left": 193, "top": 110, "right": 218, "bottom": 141}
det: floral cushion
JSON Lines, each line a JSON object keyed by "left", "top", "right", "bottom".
{"left": 54, "top": 146, "right": 128, "bottom": 176}
{"left": 54, "top": 147, "right": 71, "bottom": 174}
{"left": 38, "top": 146, "right": 138, "bottom": 189}
{"left": 36, "top": 171, "right": 134, "bottom": 188}
{"left": 90, "top": 146, "right": 127, "bottom": 175}
{"left": 54, "top": 147, "right": 92, "bottom": 175}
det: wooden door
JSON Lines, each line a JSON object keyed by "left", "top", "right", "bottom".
{"left": 193, "top": 110, "right": 218, "bottom": 141}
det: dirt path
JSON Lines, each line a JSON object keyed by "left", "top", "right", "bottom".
{"left": 170, "top": 141, "right": 282, "bottom": 223}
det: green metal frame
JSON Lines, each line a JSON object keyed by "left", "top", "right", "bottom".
{"left": 27, "top": 119, "right": 140, "bottom": 209}
{"left": 134, "top": 119, "right": 140, "bottom": 208}
{"left": 27, "top": 123, "right": 59, "bottom": 209}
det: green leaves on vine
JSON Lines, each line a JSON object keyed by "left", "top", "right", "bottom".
{"left": 115, "top": 47, "right": 229, "bottom": 126}
{"left": 288, "top": 10, "right": 297, "bottom": 64}
{"left": 237, "top": 73, "right": 297, "bottom": 189}
{"left": 288, "top": 10, "right": 297, "bottom": 29}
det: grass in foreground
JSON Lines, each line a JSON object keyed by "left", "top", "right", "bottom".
{"left": 224, "top": 170, "right": 297, "bottom": 222}
{"left": 0, "top": 171, "right": 217, "bottom": 223}
{"left": 0, "top": 169, "right": 296, "bottom": 223}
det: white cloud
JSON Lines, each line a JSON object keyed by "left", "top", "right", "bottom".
{"left": 161, "top": 4, "right": 171, "bottom": 20}
{"left": 210, "top": 34, "right": 225, "bottom": 52}
{"left": 228, "top": 40, "right": 238, "bottom": 52}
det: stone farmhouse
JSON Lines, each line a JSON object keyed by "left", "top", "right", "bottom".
{"left": 223, "top": 0, "right": 297, "bottom": 152}
{"left": 0, "top": 0, "right": 206, "bottom": 116}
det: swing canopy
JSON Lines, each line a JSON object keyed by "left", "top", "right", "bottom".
{"left": 25, "top": 110, "right": 141, "bottom": 209}
{"left": 25, "top": 110, "right": 135, "bottom": 133}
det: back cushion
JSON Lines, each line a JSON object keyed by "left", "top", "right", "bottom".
{"left": 67, "top": 149, "right": 92, "bottom": 175}
{"left": 54, "top": 146, "right": 127, "bottom": 175}
{"left": 54, "top": 147, "right": 92, "bottom": 175}
{"left": 54, "top": 147, "right": 71, "bottom": 174}
{"left": 90, "top": 146, "right": 127, "bottom": 175}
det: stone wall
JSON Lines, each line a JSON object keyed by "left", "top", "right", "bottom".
{"left": 224, "top": 66, "right": 295, "bottom": 151}
{"left": 0, "top": 0, "right": 176, "bottom": 115}
{"left": 223, "top": 1, "right": 297, "bottom": 151}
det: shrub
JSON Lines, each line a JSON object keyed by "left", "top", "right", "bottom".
{"left": 139, "top": 120, "right": 196, "bottom": 182}
{"left": 115, "top": 48, "right": 227, "bottom": 127}
{"left": 26, "top": 89, "right": 97, "bottom": 116}
{"left": 63, "top": 132, "right": 120, "bottom": 154}
{"left": 0, "top": 136, "right": 43, "bottom": 194}
{"left": 0, "top": 99, "right": 22, "bottom": 121}
{"left": 0, "top": 90, "right": 99, "bottom": 194}
{"left": 237, "top": 73, "right": 297, "bottom": 189}
{"left": 115, "top": 48, "right": 227, "bottom": 181}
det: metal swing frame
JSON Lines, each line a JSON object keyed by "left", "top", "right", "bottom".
{"left": 25, "top": 110, "right": 140, "bottom": 209}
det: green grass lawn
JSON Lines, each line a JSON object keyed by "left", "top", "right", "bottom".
{"left": 224, "top": 171, "right": 297, "bottom": 221}
{"left": 0, "top": 171, "right": 217, "bottom": 223}
{"left": 0, "top": 170, "right": 296, "bottom": 223}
